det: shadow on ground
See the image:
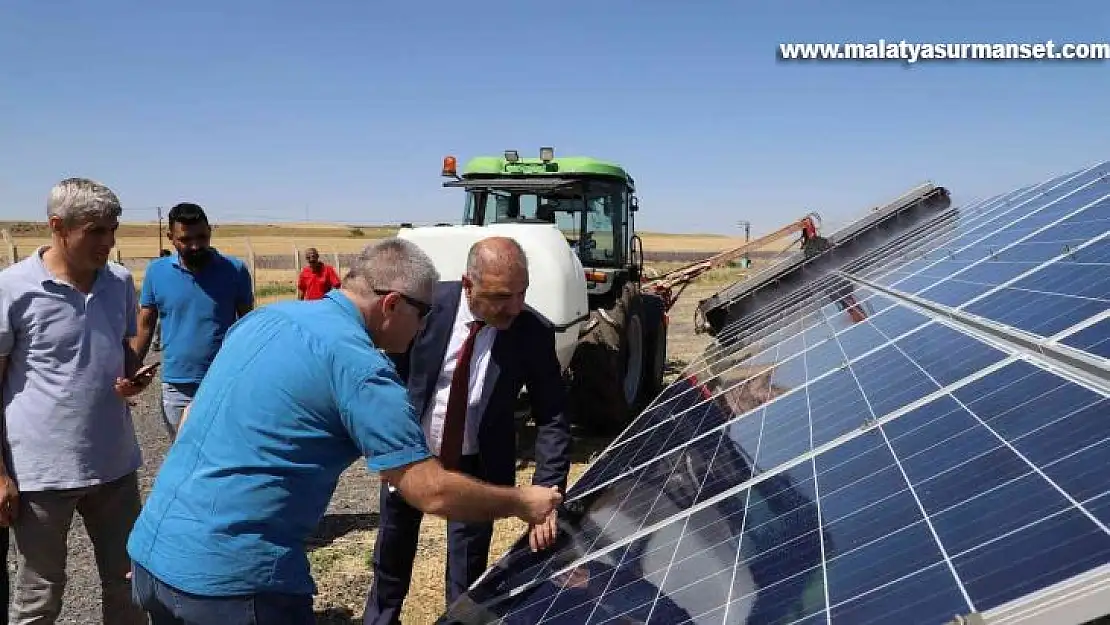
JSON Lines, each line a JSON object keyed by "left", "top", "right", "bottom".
{"left": 664, "top": 357, "right": 689, "bottom": 378}
{"left": 316, "top": 606, "right": 360, "bottom": 624}
{"left": 307, "top": 512, "right": 381, "bottom": 551}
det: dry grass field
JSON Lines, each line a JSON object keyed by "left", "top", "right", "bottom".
{"left": 0, "top": 221, "right": 398, "bottom": 258}
{"left": 1, "top": 220, "right": 794, "bottom": 264}
{"left": 2, "top": 220, "right": 797, "bottom": 312}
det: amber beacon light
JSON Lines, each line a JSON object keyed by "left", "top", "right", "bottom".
{"left": 442, "top": 155, "right": 458, "bottom": 177}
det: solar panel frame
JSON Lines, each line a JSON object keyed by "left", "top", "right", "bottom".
{"left": 437, "top": 161, "right": 1110, "bottom": 625}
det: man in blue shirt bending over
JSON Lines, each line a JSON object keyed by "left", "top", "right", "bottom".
{"left": 132, "top": 202, "right": 254, "bottom": 436}
{"left": 126, "top": 238, "right": 563, "bottom": 625}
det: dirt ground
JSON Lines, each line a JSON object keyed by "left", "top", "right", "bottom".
{"left": 0, "top": 264, "right": 739, "bottom": 624}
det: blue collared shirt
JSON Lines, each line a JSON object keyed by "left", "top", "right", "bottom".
{"left": 139, "top": 249, "right": 253, "bottom": 383}
{"left": 126, "top": 290, "right": 432, "bottom": 596}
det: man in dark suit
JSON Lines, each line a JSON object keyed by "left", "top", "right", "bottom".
{"left": 363, "top": 236, "right": 572, "bottom": 625}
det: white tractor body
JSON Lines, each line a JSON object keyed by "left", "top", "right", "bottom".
{"left": 396, "top": 223, "right": 589, "bottom": 371}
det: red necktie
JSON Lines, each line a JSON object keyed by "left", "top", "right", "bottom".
{"left": 439, "top": 320, "right": 484, "bottom": 471}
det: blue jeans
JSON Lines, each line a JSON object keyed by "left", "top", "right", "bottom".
{"left": 1, "top": 526, "right": 7, "bottom": 624}
{"left": 161, "top": 382, "right": 198, "bottom": 436}
{"left": 130, "top": 563, "right": 315, "bottom": 625}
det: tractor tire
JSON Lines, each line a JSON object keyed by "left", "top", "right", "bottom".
{"left": 640, "top": 293, "right": 668, "bottom": 406}
{"left": 568, "top": 283, "right": 647, "bottom": 435}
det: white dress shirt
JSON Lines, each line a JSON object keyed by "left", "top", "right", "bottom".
{"left": 421, "top": 294, "right": 497, "bottom": 457}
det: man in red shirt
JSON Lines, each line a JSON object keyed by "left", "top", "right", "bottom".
{"left": 296, "top": 247, "right": 341, "bottom": 300}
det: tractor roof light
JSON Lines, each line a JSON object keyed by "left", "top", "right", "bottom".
{"left": 504, "top": 150, "right": 519, "bottom": 163}
{"left": 540, "top": 146, "right": 554, "bottom": 162}
{"left": 442, "top": 155, "right": 458, "bottom": 177}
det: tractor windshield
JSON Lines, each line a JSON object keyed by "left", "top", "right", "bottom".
{"left": 461, "top": 183, "right": 627, "bottom": 267}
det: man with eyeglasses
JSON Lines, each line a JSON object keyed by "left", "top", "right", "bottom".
{"left": 126, "top": 238, "right": 563, "bottom": 625}
{"left": 364, "top": 236, "right": 572, "bottom": 624}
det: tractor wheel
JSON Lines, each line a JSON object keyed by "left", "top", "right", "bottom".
{"left": 568, "top": 283, "right": 646, "bottom": 435}
{"left": 640, "top": 293, "right": 668, "bottom": 405}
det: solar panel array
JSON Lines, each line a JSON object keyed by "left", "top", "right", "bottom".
{"left": 438, "top": 161, "right": 1110, "bottom": 625}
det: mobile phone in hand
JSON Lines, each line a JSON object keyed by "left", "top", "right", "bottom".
{"left": 133, "top": 362, "right": 160, "bottom": 380}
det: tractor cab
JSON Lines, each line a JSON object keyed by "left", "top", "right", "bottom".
{"left": 443, "top": 149, "right": 642, "bottom": 299}
{"left": 407, "top": 148, "right": 669, "bottom": 433}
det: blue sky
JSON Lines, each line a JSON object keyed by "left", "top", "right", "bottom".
{"left": 1, "top": 1, "right": 1108, "bottom": 235}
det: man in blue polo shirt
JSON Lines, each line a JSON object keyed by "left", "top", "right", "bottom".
{"left": 132, "top": 202, "right": 254, "bottom": 436}
{"left": 126, "top": 238, "right": 562, "bottom": 625}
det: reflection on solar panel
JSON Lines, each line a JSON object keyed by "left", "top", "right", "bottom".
{"left": 438, "top": 162, "right": 1110, "bottom": 625}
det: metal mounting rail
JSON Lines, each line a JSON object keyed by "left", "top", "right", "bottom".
{"left": 958, "top": 562, "right": 1110, "bottom": 624}
{"left": 837, "top": 272, "right": 1110, "bottom": 398}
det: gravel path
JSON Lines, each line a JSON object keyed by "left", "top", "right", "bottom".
{"left": 4, "top": 354, "right": 382, "bottom": 624}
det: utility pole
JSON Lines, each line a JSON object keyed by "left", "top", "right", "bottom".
{"left": 737, "top": 220, "right": 752, "bottom": 268}
{"left": 157, "top": 206, "right": 165, "bottom": 255}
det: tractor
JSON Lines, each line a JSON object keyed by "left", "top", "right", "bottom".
{"left": 396, "top": 148, "right": 668, "bottom": 434}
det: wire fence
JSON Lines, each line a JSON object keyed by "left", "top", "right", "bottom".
{"left": 0, "top": 228, "right": 779, "bottom": 301}
{"left": 0, "top": 230, "right": 358, "bottom": 301}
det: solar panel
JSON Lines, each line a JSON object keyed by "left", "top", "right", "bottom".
{"left": 437, "top": 161, "right": 1110, "bottom": 625}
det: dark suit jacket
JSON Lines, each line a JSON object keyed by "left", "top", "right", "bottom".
{"left": 392, "top": 281, "right": 571, "bottom": 491}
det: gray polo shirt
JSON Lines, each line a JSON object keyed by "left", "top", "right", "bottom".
{"left": 0, "top": 247, "right": 143, "bottom": 491}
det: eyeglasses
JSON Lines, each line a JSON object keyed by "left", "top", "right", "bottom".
{"left": 373, "top": 289, "right": 432, "bottom": 319}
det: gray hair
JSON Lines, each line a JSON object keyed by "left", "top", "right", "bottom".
{"left": 46, "top": 178, "right": 123, "bottom": 225}
{"left": 466, "top": 236, "right": 528, "bottom": 284}
{"left": 344, "top": 237, "right": 440, "bottom": 298}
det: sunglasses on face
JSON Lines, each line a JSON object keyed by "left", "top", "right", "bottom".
{"left": 373, "top": 289, "right": 432, "bottom": 319}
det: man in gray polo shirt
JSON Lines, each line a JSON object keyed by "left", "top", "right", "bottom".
{"left": 0, "top": 177, "right": 154, "bottom": 625}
